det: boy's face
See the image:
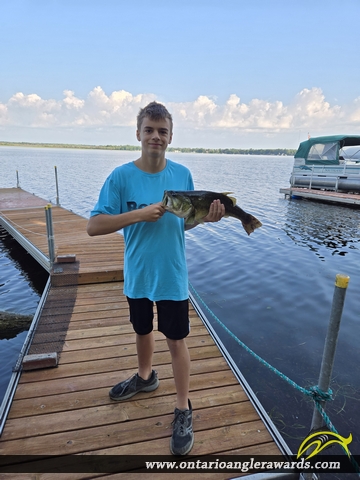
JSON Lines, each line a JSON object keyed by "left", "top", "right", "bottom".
{"left": 136, "top": 117, "right": 172, "bottom": 158}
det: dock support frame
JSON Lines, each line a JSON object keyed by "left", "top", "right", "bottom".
{"left": 0, "top": 215, "right": 50, "bottom": 271}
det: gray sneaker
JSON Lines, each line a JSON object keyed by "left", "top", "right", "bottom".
{"left": 170, "top": 399, "right": 194, "bottom": 455}
{"left": 109, "top": 370, "right": 159, "bottom": 401}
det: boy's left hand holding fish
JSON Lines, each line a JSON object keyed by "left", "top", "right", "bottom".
{"left": 202, "top": 199, "right": 225, "bottom": 222}
{"left": 185, "top": 199, "right": 225, "bottom": 230}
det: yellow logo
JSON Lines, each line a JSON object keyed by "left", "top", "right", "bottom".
{"left": 297, "top": 430, "right": 352, "bottom": 460}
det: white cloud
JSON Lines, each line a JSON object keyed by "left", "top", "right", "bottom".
{"left": 0, "top": 87, "right": 156, "bottom": 128}
{"left": 172, "top": 87, "right": 353, "bottom": 133}
{"left": 214, "top": 96, "right": 289, "bottom": 130}
{"left": 3, "top": 92, "right": 60, "bottom": 127}
{"left": 170, "top": 96, "right": 218, "bottom": 127}
{"left": 84, "top": 87, "right": 156, "bottom": 126}
{"left": 0, "top": 86, "right": 359, "bottom": 139}
{"left": 178, "top": 88, "right": 344, "bottom": 132}
{"left": 63, "top": 90, "right": 84, "bottom": 110}
{"left": 287, "top": 87, "right": 341, "bottom": 125}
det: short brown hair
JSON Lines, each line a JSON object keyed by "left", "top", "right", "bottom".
{"left": 137, "top": 101, "right": 173, "bottom": 132}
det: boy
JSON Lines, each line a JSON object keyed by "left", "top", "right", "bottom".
{"left": 87, "top": 101, "right": 224, "bottom": 455}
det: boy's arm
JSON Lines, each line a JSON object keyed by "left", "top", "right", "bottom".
{"left": 87, "top": 203, "right": 165, "bottom": 236}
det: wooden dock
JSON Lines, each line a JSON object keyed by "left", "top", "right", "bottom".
{"left": 280, "top": 186, "right": 360, "bottom": 206}
{"left": 0, "top": 188, "right": 284, "bottom": 479}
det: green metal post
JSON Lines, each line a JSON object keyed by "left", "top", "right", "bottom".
{"left": 310, "top": 273, "right": 350, "bottom": 431}
{"left": 45, "top": 204, "right": 55, "bottom": 268}
{"left": 54, "top": 166, "right": 60, "bottom": 206}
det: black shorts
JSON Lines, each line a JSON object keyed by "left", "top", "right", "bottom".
{"left": 126, "top": 297, "right": 190, "bottom": 340}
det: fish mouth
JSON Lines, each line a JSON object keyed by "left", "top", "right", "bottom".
{"left": 162, "top": 191, "right": 173, "bottom": 209}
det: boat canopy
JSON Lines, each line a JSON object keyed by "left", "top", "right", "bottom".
{"left": 295, "top": 135, "right": 360, "bottom": 165}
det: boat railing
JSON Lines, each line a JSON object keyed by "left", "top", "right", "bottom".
{"left": 290, "top": 162, "right": 360, "bottom": 193}
{"left": 293, "top": 163, "right": 360, "bottom": 175}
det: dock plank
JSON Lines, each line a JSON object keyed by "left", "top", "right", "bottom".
{"left": 8, "top": 376, "right": 243, "bottom": 419}
{"left": 11, "top": 357, "right": 230, "bottom": 401}
{"left": 3, "top": 388, "right": 255, "bottom": 442}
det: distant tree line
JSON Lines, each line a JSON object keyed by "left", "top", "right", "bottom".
{"left": 0, "top": 141, "right": 141, "bottom": 151}
{"left": 0, "top": 141, "right": 295, "bottom": 156}
{"left": 168, "top": 147, "right": 295, "bottom": 156}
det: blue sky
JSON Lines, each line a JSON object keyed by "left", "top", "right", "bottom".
{"left": 1, "top": 0, "right": 360, "bottom": 148}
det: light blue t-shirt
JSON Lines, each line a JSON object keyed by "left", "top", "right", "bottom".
{"left": 90, "top": 159, "right": 194, "bottom": 301}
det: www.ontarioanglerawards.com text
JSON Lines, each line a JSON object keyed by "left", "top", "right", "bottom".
{"left": 145, "top": 457, "right": 342, "bottom": 473}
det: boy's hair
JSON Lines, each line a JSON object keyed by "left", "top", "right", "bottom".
{"left": 137, "top": 101, "right": 173, "bottom": 132}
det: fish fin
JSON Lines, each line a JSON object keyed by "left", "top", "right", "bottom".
{"left": 185, "top": 213, "right": 197, "bottom": 225}
{"left": 221, "top": 192, "right": 237, "bottom": 206}
{"left": 241, "top": 214, "right": 263, "bottom": 236}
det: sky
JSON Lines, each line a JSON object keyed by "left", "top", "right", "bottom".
{"left": 1, "top": 0, "right": 360, "bottom": 149}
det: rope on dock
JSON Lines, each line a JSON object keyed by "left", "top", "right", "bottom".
{"left": 0, "top": 212, "right": 48, "bottom": 237}
{"left": 188, "top": 281, "right": 360, "bottom": 474}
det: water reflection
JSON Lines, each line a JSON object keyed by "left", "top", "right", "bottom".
{"left": 0, "top": 227, "right": 48, "bottom": 312}
{"left": 283, "top": 200, "right": 360, "bottom": 260}
{"left": 0, "top": 228, "right": 48, "bottom": 401}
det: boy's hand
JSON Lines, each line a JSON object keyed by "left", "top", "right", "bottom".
{"left": 140, "top": 202, "right": 166, "bottom": 222}
{"left": 202, "top": 199, "right": 225, "bottom": 223}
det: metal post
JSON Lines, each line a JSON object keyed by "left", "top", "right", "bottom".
{"left": 16, "top": 170, "right": 20, "bottom": 188}
{"left": 309, "top": 165, "right": 314, "bottom": 189}
{"left": 310, "top": 273, "right": 350, "bottom": 431}
{"left": 289, "top": 170, "right": 294, "bottom": 199}
{"left": 54, "top": 166, "right": 60, "bottom": 206}
{"left": 45, "top": 204, "right": 56, "bottom": 269}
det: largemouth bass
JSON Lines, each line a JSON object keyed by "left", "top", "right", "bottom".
{"left": 162, "top": 190, "right": 262, "bottom": 235}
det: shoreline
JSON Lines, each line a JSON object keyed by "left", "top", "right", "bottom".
{"left": 0, "top": 141, "right": 295, "bottom": 156}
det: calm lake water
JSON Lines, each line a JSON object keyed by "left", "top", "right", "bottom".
{"left": 0, "top": 227, "right": 48, "bottom": 398}
{"left": 1, "top": 146, "right": 360, "bottom": 464}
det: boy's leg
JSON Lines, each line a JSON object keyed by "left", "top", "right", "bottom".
{"left": 167, "top": 337, "right": 194, "bottom": 456}
{"left": 156, "top": 299, "right": 191, "bottom": 407}
{"left": 109, "top": 298, "right": 159, "bottom": 401}
{"left": 157, "top": 299, "right": 194, "bottom": 455}
{"left": 166, "top": 337, "right": 190, "bottom": 410}
{"left": 157, "top": 299, "right": 191, "bottom": 408}
{"left": 137, "top": 331, "right": 155, "bottom": 380}
{"left": 128, "top": 297, "right": 155, "bottom": 380}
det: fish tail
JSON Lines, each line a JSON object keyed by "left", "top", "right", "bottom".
{"left": 241, "top": 214, "right": 262, "bottom": 235}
